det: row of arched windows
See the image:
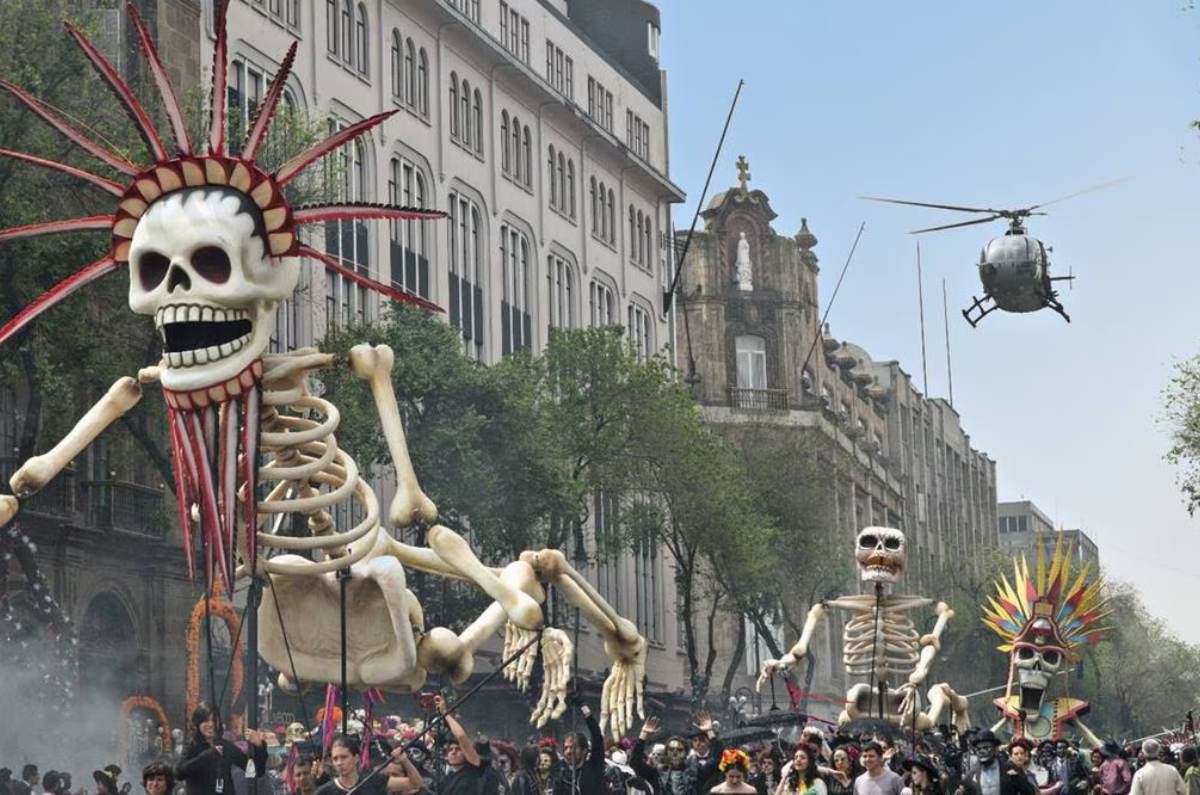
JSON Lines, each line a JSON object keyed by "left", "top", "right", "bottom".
{"left": 326, "top": 0, "right": 369, "bottom": 75}
{"left": 547, "top": 145, "right": 576, "bottom": 222}
{"left": 390, "top": 32, "right": 429, "bottom": 117}
{"left": 448, "top": 71, "right": 484, "bottom": 157}
{"left": 499, "top": 110, "right": 533, "bottom": 189}
{"left": 628, "top": 205, "right": 653, "bottom": 269}
{"left": 589, "top": 177, "right": 616, "bottom": 246}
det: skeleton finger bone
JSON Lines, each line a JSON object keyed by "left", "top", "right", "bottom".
{"left": 0, "top": 495, "right": 16, "bottom": 527}
{"left": 10, "top": 376, "right": 141, "bottom": 497}
{"left": 349, "top": 343, "right": 437, "bottom": 528}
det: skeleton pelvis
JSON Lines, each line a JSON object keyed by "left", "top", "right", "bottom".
{"left": 259, "top": 546, "right": 427, "bottom": 692}
{"left": 843, "top": 683, "right": 932, "bottom": 731}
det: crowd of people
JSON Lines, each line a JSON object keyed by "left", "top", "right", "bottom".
{"left": 5, "top": 701, "right": 1200, "bottom": 795}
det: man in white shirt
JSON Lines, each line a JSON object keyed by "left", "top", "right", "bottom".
{"left": 1130, "top": 740, "right": 1185, "bottom": 795}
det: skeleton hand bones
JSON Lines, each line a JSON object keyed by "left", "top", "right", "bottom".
{"left": 756, "top": 602, "right": 828, "bottom": 691}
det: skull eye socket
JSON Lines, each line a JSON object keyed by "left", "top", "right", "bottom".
{"left": 1042, "top": 650, "right": 1061, "bottom": 666}
{"left": 192, "top": 246, "right": 231, "bottom": 284}
{"left": 1016, "top": 647, "right": 1035, "bottom": 661}
{"left": 883, "top": 537, "right": 901, "bottom": 550}
{"left": 859, "top": 534, "right": 878, "bottom": 548}
{"left": 137, "top": 251, "right": 170, "bottom": 291}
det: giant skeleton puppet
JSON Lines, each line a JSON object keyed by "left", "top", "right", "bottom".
{"left": 982, "top": 534, "right": 1109, "bottom": 746}
{"left": 756, "top": 528, "right": 969, "bottom": 731}
{"left": 0, "top": 1, "right": 647, "bottom": 737}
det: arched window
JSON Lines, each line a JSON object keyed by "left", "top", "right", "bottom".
{"left": 500, "top": 111, "right": 510, "bottom": 174}
{"left": 355, "top": 4, "right": 368, "bottom": 74}
{"left": 590, "top": 176, "right": 597, "bottom": 231}
{"left": 557, "top": 152, "right": 566, "bottom": 212}
{"left": 341, "top": 0, "right": 353, "bottom": 64}
{"left": 511, "top": 116, "right": 522, "bottom": 182}
{"left": 606, "top": 188, "right": 615, "bottom": 243}
{"left": 326, "top": 0, "right": 338, "bottom": 54}
{"left": 735, "top": 335, "right": 767, "bottom": 389}
{"left": 472, "top": 88, "right": 483, "bottom": 155}
{"left": 460, "top": 78, "right": 471, "bottom": 147}
{"left": 500, "top": 223, "right": 531, "bottom": 354}
{"left": 405, "top": 39, "right": 416, "bottom": 107}
{"left": 628, "top": 206, "right": 635, "bottom": 256}
{"left": 417, "top": 48, "right": 429, "bottom": 115}
{"left": 567, "top": 160, "right": 575, "bottom": 219}
{"left": 391, "top": 31, "right": 402, "bottom": 99}
{"left": 522, "top": 125, "right": 532, "bottom": 187}
{"left": 448, "top": 71, "right": 459, "bottom": 138}
{"left": 547, "top": 145, "right": 557, "bottom": 207}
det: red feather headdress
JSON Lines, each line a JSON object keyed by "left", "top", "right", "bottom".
{"left": 0, "top": 0, "right": 445, "bottom": 346}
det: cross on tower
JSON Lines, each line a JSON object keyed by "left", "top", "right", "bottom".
{"left": 736, "top": 155, "right": 751, "bottom": 194}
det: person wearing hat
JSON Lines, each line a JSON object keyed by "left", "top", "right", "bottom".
{"left": 93, "top": 765, "right": 126, "bottom": 795}
{"left": 900, "top": 757, "right": 941, "bottom": 795}
{"left": 1128, "top": 740, "right": 1183, "bottom": 795}
{"left": 955, "top": 731, "right": 1034, "bottom": 795}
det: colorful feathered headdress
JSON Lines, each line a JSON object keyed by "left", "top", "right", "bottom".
{"left": 0, "top": 0, "right": 443, "bottom": 344}
{"left": 981, "top": 532, "right": 1109, "bottom": 658}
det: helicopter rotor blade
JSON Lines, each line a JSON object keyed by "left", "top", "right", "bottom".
{"left": 1025, "top": 177, "right": 1130, "bottom": 212}
{"left": 909, "top": 215, "right": 1007, "bottom": 234}
{"left": 860, "top": 196, "right": 1004, "bottom": 215}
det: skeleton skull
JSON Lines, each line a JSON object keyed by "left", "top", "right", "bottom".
{"left": 1012, "top": 617, "right": 1065, "bottom": 713}
{"left": 128, "top": 187, "right": 299, "bottom": 392}
{"left": 855, "top": 526, "right": 906, "bottom": 583}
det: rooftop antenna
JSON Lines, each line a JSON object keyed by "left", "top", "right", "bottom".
{"left": 942, "top": 278, "right": 954, "bottom": 407}
{"left": 917, "top": 242, "right": 929, "bottom": 396}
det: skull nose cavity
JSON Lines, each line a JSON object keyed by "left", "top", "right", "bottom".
{"left": 167, "top": 264, "right": 192, "bottom": 293}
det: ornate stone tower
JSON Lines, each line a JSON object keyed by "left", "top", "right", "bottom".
{"left": 676, "top": 156, "right": 822, "bottom": 411}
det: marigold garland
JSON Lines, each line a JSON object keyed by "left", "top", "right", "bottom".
{"left": 117, "top": 695, "right": 172, "bottom": 761}
{"left": 719, "top": 748, "right": 751, "bottom": 773}
{"left": 186, "top": 585, "right": 243, "bottom": 718}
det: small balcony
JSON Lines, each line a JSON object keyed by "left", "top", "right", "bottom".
{"left": 82, "top": 480, "right": 168, "bottom": 539}
{"left": 728, "top": 387, "right": 789, "bottom": 411}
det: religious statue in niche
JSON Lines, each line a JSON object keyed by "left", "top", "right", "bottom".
{"left": 735, "top": 232, "right": 753, "bottom": 291}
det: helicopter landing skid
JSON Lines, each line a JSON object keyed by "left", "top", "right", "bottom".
{"left": 961, "top": 294, "right": 997, "bottom": 327}
{"left": 1040, "top": 291, "right": 1071, "bottom": 323}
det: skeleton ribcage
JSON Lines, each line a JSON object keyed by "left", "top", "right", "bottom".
{"left": 842, "top": 610, "right": 920, "bottom": 680}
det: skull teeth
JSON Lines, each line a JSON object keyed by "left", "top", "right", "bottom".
{"left": 155, "top": 304, "right": 251, "bottom": 329}
{"left": 164, "top": 333, "right": 250, "bottom": 368}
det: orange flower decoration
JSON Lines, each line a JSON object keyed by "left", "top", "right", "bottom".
{"left": 719, "top": 748, "right": 751, "bottom": 773}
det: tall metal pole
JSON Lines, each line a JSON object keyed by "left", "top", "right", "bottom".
{"left": 247, "top": 578, "right": 261, "bottom": 729}
{"left": 916, "top": 242, "right": 929, "bottom": 396}
{"left": 339, "top": 567, "right": 349, "bottom": 735}
{"left": 942, "top": 279, "right": 954, "bottom": 407}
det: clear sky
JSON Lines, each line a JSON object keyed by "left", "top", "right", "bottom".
{"left": 659, "top": 1, "right": 1200, "bottom": 641}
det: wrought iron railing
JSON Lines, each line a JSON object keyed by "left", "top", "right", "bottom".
{"left": 0, "top": 457, "right": 78, "bottom": 517}
{"left": 82, "top": 480, "right": 168, "bottom": 538}
{"left": 728, "top": 387, "right": 789, "bottom": 410}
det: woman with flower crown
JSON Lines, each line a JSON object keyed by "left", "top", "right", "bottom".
{"left": 711, "top": 750, "right": 757, "bottom": 795}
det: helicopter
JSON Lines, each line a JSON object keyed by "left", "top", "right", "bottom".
{"left": 862, "top": 180, "right": 1123, "bottom": 327}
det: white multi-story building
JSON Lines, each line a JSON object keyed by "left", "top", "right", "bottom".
{"left": 195, "top": 0, "right": 690, "bottom": 723}
{"left": 202, "top": 0, "right": 684, "bottom": 365}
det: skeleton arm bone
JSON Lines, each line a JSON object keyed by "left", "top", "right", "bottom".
{"left": 1071, "top": 717, "right": 1102, "bottom": 750}
{"left": 9, "top": 376, "right": 142, "bottom": 497}
{"left": 756, "top": 602, "right": 828, "bottom": 691}
{"left": 520, "top": 549, "right": 645, "bottom": 738}
{"left": 348, "top": 344, "right": 437, "bottom": 528}
{"left": 908, "top": 602, "right": 953, "bottom": 687}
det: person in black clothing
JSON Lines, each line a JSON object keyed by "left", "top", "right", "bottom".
{"left": 551, "top": 702, "right": 605, "bottom": 795}
{"left": 955, "top": 731, "right": 1035, "bottom": 795}
{"left": 93, "top": 765, "right": 127, "bottom": 795}
{"left": 314, "top": 734, "right": 422, "bottom": 795}
{"left": 433, "top": 695, "right": 484, "bottom": 795}
{"left": 511, "top": 748, "right": 544, "bottom": 795}
{"left": 631, "top": 714, "right": 723, "bottom": 795}
{"left": 177, "top": 701, "right": 269, "bottom": 795}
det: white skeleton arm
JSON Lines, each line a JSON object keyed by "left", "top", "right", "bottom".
{"left": 756, "top": 602, "right": 828, "bottom": 691}
{"left": 908, "top": 601, "right": 952, "bottom": 688}
{"left": 8, "top": 376, "right": 143, "bottom": 499}
{"left": 349, "top": 344, "right": 437, "bottom": 529}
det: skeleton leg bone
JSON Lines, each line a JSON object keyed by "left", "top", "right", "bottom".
{"left": 10, "top": 376, "right": 142, "bottom": 497}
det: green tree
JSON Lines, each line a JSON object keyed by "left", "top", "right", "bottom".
{"left": 1162, "top": 355, "right": 1200, "bottom": 515}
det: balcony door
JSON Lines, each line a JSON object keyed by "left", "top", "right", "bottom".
{"left": 735, "top": 335, "right": 767, "bottom": 389}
